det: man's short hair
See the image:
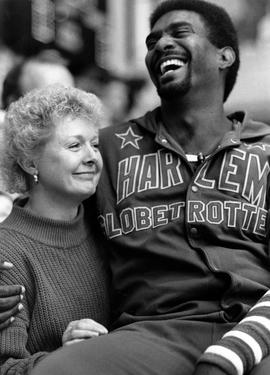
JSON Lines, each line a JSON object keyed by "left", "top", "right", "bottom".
{"left": 150, "top": 0, "right": 240, "bottom": 102}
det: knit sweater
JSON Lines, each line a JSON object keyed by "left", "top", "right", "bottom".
{"left": 0, "top": 201, "right": 111, "bottom": 374}
{"left": 195, "top": 290, "right": 270, "bottom": 375}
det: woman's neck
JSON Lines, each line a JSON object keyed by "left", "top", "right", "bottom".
{"left": 24, "top": 190, "right": 81, "bottom": 221}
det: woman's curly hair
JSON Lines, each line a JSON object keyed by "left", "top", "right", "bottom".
{"left": 1, "top": 84, "right": 108, "bottom": 194}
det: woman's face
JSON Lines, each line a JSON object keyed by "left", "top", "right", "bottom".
{"left": 36, "top": 116, "right": 103, "bottom": 202}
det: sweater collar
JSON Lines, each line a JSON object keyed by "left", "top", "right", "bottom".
{"left": 2, "top": 199, "right": 90, "bottom": 248}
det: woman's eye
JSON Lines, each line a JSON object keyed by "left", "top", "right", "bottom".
{"left": 68, "top": 143, "right": 80, "bottom": 150}
{"left": 90, "top": 138, "right": 100, "bottom": 149}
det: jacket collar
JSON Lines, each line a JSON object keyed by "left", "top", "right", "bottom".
{"left": 132, "top": 108, "right": 270, "bottom": 143}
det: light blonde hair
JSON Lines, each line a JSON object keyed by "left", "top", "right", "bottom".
{"left": 1, "top": 84, "right": 108, "bottom": 193}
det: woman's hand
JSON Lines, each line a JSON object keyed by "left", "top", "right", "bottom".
{"left": 62, "top": 318, "right": 108, "bottom": 346}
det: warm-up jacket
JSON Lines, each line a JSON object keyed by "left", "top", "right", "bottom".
{"left": 97, "top": 108, "right": 270, "bottom": 328}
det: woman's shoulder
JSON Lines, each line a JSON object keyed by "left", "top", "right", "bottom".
{"left": 0, "top": 226, "right": 37, "bottom": 293}
{"left": 0, "top": 200, "right": 35, "bottom": 248}
{"left": 0, "top": 221, "right": 30, "bottom": 263}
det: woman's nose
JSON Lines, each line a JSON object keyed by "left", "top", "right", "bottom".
{"left": 84, "top": 144, "right": 98, "bottom": 162}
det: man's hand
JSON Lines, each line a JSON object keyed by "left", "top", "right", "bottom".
{"left": 62, "top": 318, "right": 108, "bottom": 346}
{"left": 0, "top": 261, "right": 25, "bottom": 329}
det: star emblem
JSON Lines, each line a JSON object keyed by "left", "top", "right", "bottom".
{"left": 115, "top": 126, "right": 143, "bottom": 149}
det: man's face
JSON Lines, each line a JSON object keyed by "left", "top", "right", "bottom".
{"left": 145, "top": 10, "right": 221, "bottom": 100}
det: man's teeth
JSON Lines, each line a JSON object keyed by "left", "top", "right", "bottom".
{"left": 160, "top": 59, "right": 185, "bottom": 75}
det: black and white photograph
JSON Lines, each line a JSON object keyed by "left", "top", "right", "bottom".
{"left": 0, "top": 1, "right": 270, "bottom": 375}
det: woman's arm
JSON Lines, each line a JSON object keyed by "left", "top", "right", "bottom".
{"left": 0, "top": 261, "right": 25, "bottom": 329}
{"left": 0, "top": 253, "right": 48, "bottom": 374}
{"left": 194, "top": 290, "right": 270, "bottom": 375}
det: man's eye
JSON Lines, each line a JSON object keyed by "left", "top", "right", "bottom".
{"left": 146, "top": 38, "right": 157, "bottom": 50}
{"left": 173, "top": 28, "right": 190, "bottom": 37}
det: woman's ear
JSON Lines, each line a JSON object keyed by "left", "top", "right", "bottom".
{"left": 218, "top": 46, "right": 236, "bottom": 70}
{"left": 17, "top": 158, "right": 37, "bottom": 176}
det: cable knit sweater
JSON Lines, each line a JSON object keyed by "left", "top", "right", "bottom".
{"left": 0, "top": 201, "right": 111, "bottom": 374}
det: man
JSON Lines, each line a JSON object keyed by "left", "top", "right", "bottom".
{"left": 1, "top": 1, "right": 270, "bottom": 374}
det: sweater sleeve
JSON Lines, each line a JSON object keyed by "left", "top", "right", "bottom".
{"left": 0, "top": 327, "right": 48, "bottom": 374}
{"left": 0, "top": 248, "right": 48, "bottom": 374}
{"left": 194, "top": 290, "right": 270, "bottom": 375}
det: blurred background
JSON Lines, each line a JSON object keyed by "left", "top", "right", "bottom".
{"left": 0, "top": 0, "right": 269, "bottom": 124}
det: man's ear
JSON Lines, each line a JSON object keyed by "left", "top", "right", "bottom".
{"left": 17, "top": 158, "right": 37, "bottom": 176}
{"left": 218, "top": 46, "right": 236, "bottom": 70}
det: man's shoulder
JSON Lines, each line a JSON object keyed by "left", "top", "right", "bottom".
{"left": 234, "top": 111, "right": 270, "bottom": 141}
{"left": 99, "top": 107, "right": 160, "bottom": 140}
{"left": 99, "top": 119, "right": 133, "bottom": 139}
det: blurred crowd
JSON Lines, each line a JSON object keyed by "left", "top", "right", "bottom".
{"left": 0, "top": 48, "right": 149, "bottom": 126}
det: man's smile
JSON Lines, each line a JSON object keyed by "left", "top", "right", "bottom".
{"left": 160, "top": 58, "right": 186, "bottom": 76}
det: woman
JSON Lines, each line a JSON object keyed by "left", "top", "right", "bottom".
{"left": 0, "top": 84, "right": 111, "bottom": 374}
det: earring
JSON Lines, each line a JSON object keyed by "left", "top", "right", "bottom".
{"left": 33, "top": 172, "right": 39, "bottom": 184}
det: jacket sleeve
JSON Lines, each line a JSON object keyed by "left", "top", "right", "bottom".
{"left": 194, "top": 290, "right": 270, "bottom": 375}
{"left": 0, "top": 250, "right": 48, "bottom": 374}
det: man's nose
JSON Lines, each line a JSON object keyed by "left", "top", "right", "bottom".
{"left": 156, "top": 34, "right": 176, "bottom": 51}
